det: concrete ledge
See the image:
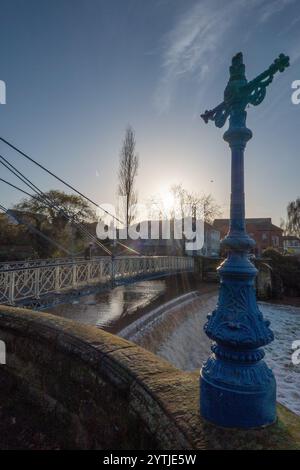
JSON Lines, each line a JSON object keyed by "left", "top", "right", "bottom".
{"left": 0, "top": 305, "right": 299, "bottom": 449}
{"left": 119, "top": 291, "right": 199, "bottom": 341}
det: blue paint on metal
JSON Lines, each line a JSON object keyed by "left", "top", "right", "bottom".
{"left": 200, "top": 52, "right": 289, "bottom": 428}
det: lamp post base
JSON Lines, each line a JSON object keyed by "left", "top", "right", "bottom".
{"left": 200, "top": 361, "right": 276, "bottom": 429}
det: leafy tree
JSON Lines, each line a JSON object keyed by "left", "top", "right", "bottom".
{"left": 13, "top": 190, "right": 96, "bottom": 258}
{"left": 14, "top": 190, "right": 95, "bottom": 227}
{"left": 0, "top": 213, "right": 30, "bottom": 246}
{"left": 262, "top": 247, "right": 300, "bottom": 296}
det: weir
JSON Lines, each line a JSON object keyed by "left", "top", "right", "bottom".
{"left": 123, "top": 292, "right": 300, "bottom": 417}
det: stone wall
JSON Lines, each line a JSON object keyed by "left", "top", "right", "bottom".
{"left": 0, "top": 305, "right": 204, "bottom": 449}
{"left": 193, "top": 256, "right": 222, "bottom": 282}
{"left": 256, "top": 260, "right": 273, "bottom": 299}
{"left": 194, "top": 256, "right": 275, "bottom": 299}
{"left": 0, "top": 305, "right": 299, "bottom": 450}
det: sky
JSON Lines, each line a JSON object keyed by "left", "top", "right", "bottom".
{"left": 0, "top": 0, "right": 299, "bottom": 225}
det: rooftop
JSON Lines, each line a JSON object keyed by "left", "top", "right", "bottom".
{"left": 213, "top": 218, "right": 282, "bottom": 232}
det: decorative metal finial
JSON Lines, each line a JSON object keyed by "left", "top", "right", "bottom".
{"left": 201, "top": 53, "right": 289, "bottom": 128}
{"left": 229, "top": 52, "right": 246, "bottom": 81}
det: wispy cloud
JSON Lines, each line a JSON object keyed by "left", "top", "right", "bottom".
{"left": 154, "top": 0, "right": 249, "bottom": 113}
{"left": 259, "top": 0, "right": 296, "bottom": 23}
{"left": 154, "top": 0, "right": 297, "bottom": 114}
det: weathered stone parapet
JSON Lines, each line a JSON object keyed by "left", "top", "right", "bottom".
{"left": 0, "top": 305, "right": 299, "bottom": 449}
{"left": 0, "top": 305, "right": 205, "bottom": 449}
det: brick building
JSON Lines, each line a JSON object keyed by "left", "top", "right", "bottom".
{"left": 213, "top": 218, "right": 283, "bottom": 256}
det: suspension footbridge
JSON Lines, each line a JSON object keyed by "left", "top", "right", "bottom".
{"left": 0, "top": 255, "right": 194, "bottom": 307}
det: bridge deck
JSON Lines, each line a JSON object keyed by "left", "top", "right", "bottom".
{"left": 0, "top": 256, "right": 194, "bottom": 307}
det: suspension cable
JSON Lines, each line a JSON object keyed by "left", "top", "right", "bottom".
{"left": 0, "top": 177, "right": 46, "bottom": 203}
{"left": 0, "top": 137, "right": 140, "bottom": 255}
{"left": 0, "top": 136, "right": 123, "bottom": 224}
{"left": 0, "top": 138, "right": 140, "bottom": 255}
{"left": 0, "top": 157, "right": 112, "bottom": 255}
{"left": 0, "top": 156, "right": 106, "bottom": 249}
{"left": 0, "top": 203, "right": 73, "bottom": 256}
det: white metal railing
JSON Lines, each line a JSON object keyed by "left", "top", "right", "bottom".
{"left": 0, "top": 256, "right": 194, "bottom": 305}
{"left": 0, "top": 256, "right": 105, "bottom": 270}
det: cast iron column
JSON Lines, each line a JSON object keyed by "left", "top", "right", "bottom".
{"left": 200, "top": 52, "right": 289, "bottom": 428}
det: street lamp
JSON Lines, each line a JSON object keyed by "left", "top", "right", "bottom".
{"left": 200, "top": 52, "right": 289, "bottom": 428}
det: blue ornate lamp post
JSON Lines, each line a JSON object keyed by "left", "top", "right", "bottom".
{"left": 200, "top": 52, "right": 289, "bottom": 428}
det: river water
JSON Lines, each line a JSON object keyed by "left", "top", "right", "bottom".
{"left": 120, "top": 292, "right": 300, "bottom": 416}
{"left": 47, "top": 273, "right": 216, "bottom": 333}
{"left": 47, "top": 275, "right": 299, "bottom": 416}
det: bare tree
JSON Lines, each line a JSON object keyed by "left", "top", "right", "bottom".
{"left": 184, "top": 191, "right": 202, "bottom": 219}
{"left": 280, "top": 217, "right": 288, "bottom": 236}
{"left": 171, "top": 186, "right": 221, "bottom": 224}
{"left": 148, "top": 184, "right": 222, "bottom": 224}
{"left": 118, "top": 126, "right": 139, "bottom": 236}
{"left": 146, "top": 195, "right": 164, "bottom": 220}
{"left": 170, "top": 184, "right": 187, "bottom": 219}
{"left": 282, "top": 198, "right": 300, "bottom": 237}
{"left": 200, "top": 194, "right": 222, "bottom": 224}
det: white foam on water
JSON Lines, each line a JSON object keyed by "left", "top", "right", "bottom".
{"left": 119, "top": 291, "right": 200, "bottom": 343}
{"left": 262, "top": 302, "right": 300, "bottom": 415}
{"left": 124, "top": 293, "right": 300, "bottom": 416}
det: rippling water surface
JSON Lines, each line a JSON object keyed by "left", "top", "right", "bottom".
{"left": 48, "top": 278, "right": 300, "bottom": 415}
{"left": 47, "top": 273, "right": 213, "bottom": 332}
{"left": 47, "top": 280, "right": 166, "bottom": 331}
{"left": 127, "top": 293, "right": 300, "bottom": 416}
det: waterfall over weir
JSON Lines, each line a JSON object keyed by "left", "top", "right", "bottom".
{"left": 119, "top": 292, "right": 300, "bottom": 417}
{"left": 120, "top": 291, "right": 214, "bottom": 362}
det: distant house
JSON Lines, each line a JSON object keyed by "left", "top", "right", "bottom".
{"left": 185, "top": 221, "right": 220, "bottom": 257}
{"left": 202, "top": 222, "right": 220, "bottom": 257}
{"left": 283, "top": 235, "right": 300, "bottom": 255}
{"left": 213, "top": 218, "right": 283, "bottom": 256}
{"left": 115, "top": 220, "right": 185, "bottom": 256}
{"left": 110, "top": 219, "right": 220, "bottom": 257}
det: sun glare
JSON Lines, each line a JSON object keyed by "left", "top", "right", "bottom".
{"left": 161, "top": 189, "right": 175, "bottom": 212}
